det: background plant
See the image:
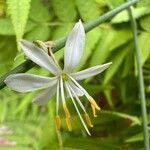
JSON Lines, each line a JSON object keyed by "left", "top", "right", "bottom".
{"left": 0, "top": 0, "right": 150, "bottom": 149}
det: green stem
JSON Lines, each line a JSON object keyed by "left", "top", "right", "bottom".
{"left": 127, "top": 4, "right": 150, "bottom": 150}
{"left": 0, "top": 0, "right": 138, "bottom": 90}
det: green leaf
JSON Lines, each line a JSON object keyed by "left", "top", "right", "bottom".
{"left": 101, "top": 111, "right": 141, "bottom": 126}
{"left": 0, "top": 17, "right": 14, "bottom": 35}
{"left": 64, "top": 137, "right": 122, "bottom": 150}
{"left": 76, "top": 0, "right": 100, "bottom": 21}
{"left": 52, "top": 0, "right": 77, "bottom": 22}
{"left": 25, "top": 25, "right": 51, "bottom": 41}
{"left": 111, "top": 7, "right": 150, "bottom": 24}
{"left": 139, "top": 32, "right": 150, "bottom": 65}
{"left": 103, "top": 46, "right": 129, "bottom": 84}
{"left": 105, "top": 0, "right": 124, "bottom": 9}
{"left": 7, "top": 0, "right": 31, "bottom": 40}
{"left": 0, "top": 36, "right": 17, "bottom": 74}
{"left": 29, "top": 0, "right": 52, "bottom": 23}
{"left": 140, "top": 15, "right": 150, "bottom": 31}
{"left": 76, "top": 27, "right": 102, "bottom": 70}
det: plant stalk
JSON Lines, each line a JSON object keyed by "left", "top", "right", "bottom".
{"left": 127, "top": 4, "right": 150, "bottom": 150}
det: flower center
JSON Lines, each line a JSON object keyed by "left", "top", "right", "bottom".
{"left": 61, "top": 73, "right": 68, "bottom": 81}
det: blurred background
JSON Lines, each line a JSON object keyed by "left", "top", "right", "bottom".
{"left": 0, "top": 0, "right": 150, "bottom": 149}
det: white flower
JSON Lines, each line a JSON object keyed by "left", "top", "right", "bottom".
{"left": 5, "top": 20, "right": 112, "bottom": 135}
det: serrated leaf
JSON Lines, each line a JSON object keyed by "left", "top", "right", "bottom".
{"left": 25, "top": 25, "right": 50, "bottom": 41}
{"left": 76, "top": 0, "right": 100, "bottom": 21}
{"left": 140, "top": 15, "right": 150, "bottom": 31}
{"left": 111, "top": 7, "right": 150, "bottom": 24}
{"left": 7, "top": 0, "right": 31, "bottom": 40}
{"left": 103, "top": 46, "right": 129, "bottom": 84}
{"left": 90, "top": 26, "right": 115, "bottom": 66}
{"left": 29, "top": 0, "right": 52, "bottom": 22}
{"left": 139, "top": 32, "right": 150, "bottom": 65}
{"left": 52, "top": 0, "right": 77, "bottom": 22}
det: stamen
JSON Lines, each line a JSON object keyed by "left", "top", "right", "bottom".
{"left": 65, "top": 82, "right": 91, "bottom": 135}
{"left": 85, "top": 113, "right": 93, "bottom": 127}
{"left": 63, "top": 103, "right": 70, "bottom": 118}
{"left": 66, "top": 117, "right": 72, "bottom": 131}
{"left": 55, "top": 115, "right": 61, "bottom": 130}
{"left": 91, "top": 104, "right": 97, "bottom": 117}
{"left": 88, "top": 96, "right": 101, "bottom": 110}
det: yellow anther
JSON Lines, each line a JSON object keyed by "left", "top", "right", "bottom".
{"left": 63, "top": 103, "right": 70, "bottom": 118}
{"left": 66, "top": 117, "right": 72, "bottom": 131}
{"left": 89, "top": 96, "right": 101, "bottom": 110}
{"left": 55, "top": 115, "right": 61, "bottom": 130}
{"left": 91, "top": 104, "right": 97, "bottom": 117}
{"left": 85, "top": 113, "right": 93, "bottom": 127}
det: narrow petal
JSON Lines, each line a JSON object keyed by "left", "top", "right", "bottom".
{"left": 71, "top": 62, "right": 112, "bottom": 80}
{"left": 20, "top": 40, "right": 61, "bottom": 75}
{"left": 68, "top": 80, "right": 84, "bottom": 97}
{"left": 32, "top": 84, "right": 57, "bottom": 105}
{"left": 64, "top": 20, "right": 85, "bottom": 72}
{"left": 5, "top": 73, "right": 57, "bottom": 93}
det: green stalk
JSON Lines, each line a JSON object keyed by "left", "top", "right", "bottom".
{"left": 0, "top": 0, "right": 138, "bottom": 90}
{"left": 127, "top": 4, "right": 150, "bottom": 150}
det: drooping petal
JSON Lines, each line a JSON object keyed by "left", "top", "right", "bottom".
{"left": 4, "top": 73, "right": 57, "bottom": 93}
{"left": 71, "top": 62, "right": 112, "bottom": 80}
{"left": 32, "top": 84, "right": 57, "bottom": 105}
{"left": 64, "top": 20, "right": 85, "bottom": 72}
{"left": 68, "top": 80, "right": 84, "bottom": 97}
{"left": 19, "top": 40, "right": 61, "bottom": 75}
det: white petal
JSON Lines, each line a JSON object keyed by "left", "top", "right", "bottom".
{"left": 20, "top": 40, "right": 60, "bottom": 75}
{"left": 32, "top": 85, "right": 57, "bottom": 105}
{"left": 71, "top": 62, "right": 112, "bottom": 80}
{"left": 64, "top": 20, "right": 85, "bottom": 72}
{"left": 5, "top": 73, "right": 57, "bottom": 93}
{"left": 68, "top": 80, "right": 84, "bottom": 97}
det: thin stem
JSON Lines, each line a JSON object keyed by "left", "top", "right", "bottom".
{"left": 127, "top": 4, "right": 150, "bottom": 150}
{"left": 0, "top": 0, "right": 138, "bottom": 90}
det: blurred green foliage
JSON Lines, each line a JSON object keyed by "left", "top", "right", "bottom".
{"left": 0, "top": 0, "right": 150, "bottom": 149}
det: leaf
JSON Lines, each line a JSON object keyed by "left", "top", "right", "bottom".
{"left": 103, "top": 45, "right": 129, "bottom": 84}
{"left": 111, "top": 7, "right": 150, "bottom": 24}
{"left": 0, "top": 17, "right": 14, "bottom": 35}
{"left": 7, "top": 0, "right": 31, "bottom": 40}
{"left": 64, "top": 137, "right": 122, "bottom": 150}
{"left": 0, "top": 36, "right": 17, "bottom": 74}
{"left": 90, "top": 26, "right": 115, "bottom": 66}
{"left": 76, "top": 27, "right": 102, "bottom": 70}
{"left": 25, "top": 25, "right": 51, "bottom": 41}
{"left": 76, "top": 0, "right": 100, "bottom": 21}
{"left": 138, "top": 32, "right": 150, "bottom": 65}
{"left": 105, "top": 0, "right": 124, "bottom": 9}
{"left": 29, "top": 0, "right": 52, "bottom": 22}
{"left": 97, "top": 110, "right": 141, "bottom": 126}
{"left": 51, "top": 0, "right": 77, "bottom": 22}
{"left": 140, "top": 15, "right": 150, "bottom": 31}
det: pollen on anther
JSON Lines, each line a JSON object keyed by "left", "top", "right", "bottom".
{"left": 85, "top": 113, "right": 93, "bottom": 127}
{"left": 66, "top": 117, "right": 72, "bottom": 131}
{"left": 55, "top": 115, "right": 61, "bottom": 130}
